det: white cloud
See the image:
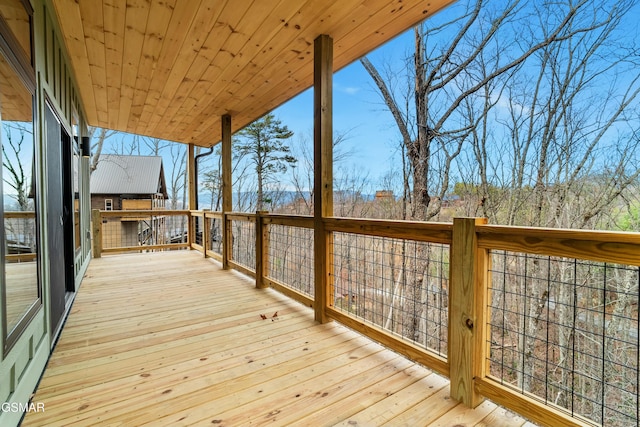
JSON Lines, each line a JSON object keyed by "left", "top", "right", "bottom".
{"left": 335, "top": 83, "right": 361, "bottom": 95}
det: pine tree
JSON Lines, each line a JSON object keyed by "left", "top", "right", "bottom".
{"left": 235, "top": 114, "right": 295, "bottom": 210}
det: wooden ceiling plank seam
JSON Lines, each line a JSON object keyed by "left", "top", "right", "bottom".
{"left": 333, "top": 0, "right": 457, "bottom": 67}
{"left": 52, "top": 0, "right": 98, "bottom": 124}
{"left": 103, "top": 0, "right": 126, "bottom": 130}
{"left": 237, "top": 0, "right": 416, "bottom": 104}
{"left": 141, "top": 0, "right": 234, "bottom": 137}
{"left": 126, "top": 0, "right": 177, "bottom": 134}
{"left": 0, "top": 57, "right": 32, "bottom": 120}
{"left": 135, "top": 0, "right": 205, "bottom": 136}
{"left": 181, "top": 0, "right": 364, "bottom": 145}
{"left": 0, "top": 3, "right": 31, "bottom": 59}
{"left": 232, "top": 0, "right": 454, "bottom": 144}
{"left": 177, "top": 0, "right": 356, "bottom": 144}
{"left": 175, "top": 2, "right": 332, "bottom": 141}
{"left": 78, "top": 0, "right": 109, "bottom": 125}
{"left": 246, "top": 1, "right": 447, "bottom": 120}
{"left": 53, "top": 0, "right": 454, "bottom": 145}
{"left": 147, "top": 0, "right": 254, "bottom": 139}
{"left": 148, "top": 0, "right": 357, "bottom": 144}
{"left": 188, "top": 0, "right": 450, "bottom": 146}
{"left": 116, "top": 0, "right": 151, "bottom": 132}
{"left": 141, "top": 0, "right": 227, "bottom": 137}
{"left": 156, "top": 0, "right": 258, "bottom": 137}
{"left": 171, "top": 0, "right": 318, "bottom": 141}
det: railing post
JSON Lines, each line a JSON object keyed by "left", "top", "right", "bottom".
{"left": 187, "top": 211, "right": 194, "bottom": 250}
{"left": 255, "top": 211, "right": 269, "bottom": 289}
{"left": 222, "top": 212, "right": 231, "bottom": 269}
{"left": 202, "top": 210, "right": 209, "bottom": 257}
{"left": 91, "top": 209, "right": 102, "bottom": 258}
{"left": 449, "top": 217, "right": 489, "bottom": 408}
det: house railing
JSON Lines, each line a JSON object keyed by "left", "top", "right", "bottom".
{"left": 91, "top": 209, "right": 191, "bottom": 256}
{"left": 4, "top": 211, "right": 37, "bottom": 262}
{"left": 91, "top": 209, "right": 640, "bottom": 427}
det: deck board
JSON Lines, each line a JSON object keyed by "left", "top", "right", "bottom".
{"left": 23, "top": 251, "right": 529, "bottom": 427}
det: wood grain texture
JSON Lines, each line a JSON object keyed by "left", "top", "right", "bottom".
{"left": 477, "top": 224, "right": 640, "bottom": 265}
{"left": 313, "top": 34, "right": 333, "bottom": 324}
{"left": 263, "top": 213, "right": 314, "bottom": 229}
{"left": 475, "top": 379, "right": 592, "bottom": 427}
{"left": 51, "top": 0, "right": 455, "bottom": 146}
{"left": 324, "top": 217, "right": 453, "bottom": 243}
{"left": 449, "top": 217, "right": 487, "bottom": 407}
{"left": 22, "top": 251, "right": 527, "bottom": 427}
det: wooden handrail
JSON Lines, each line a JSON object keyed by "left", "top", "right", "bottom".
{"left": 262, "top": 213, "right": 313, "bottom": 228}
{"left": 5, "top": 211, "right": 36, "bottom": 218}
{"left": 226, "top": 212, "right": 256, "bottom": 222}
{"left": 477, "top": 224, "right": 640, "bottom": 265}
{"left": 91, "top": 209, "right": 193, "bottom": 256}
{"left": 204, "top": 211, "right": 223, "bottom": 219}
{"left": 323, "top": 217, "right": 453, "bottom": 243}
{"left": 99, "top": 209, "right": 190, "bottom": 217}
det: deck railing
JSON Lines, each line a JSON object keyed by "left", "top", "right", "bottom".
{"left": 4, "top": 211, "right": 37, "bottom": 262}
{"left": 91, "top": 210, "right": 640, "bottom": 427}
{"left": 91, "top": 210, "right": 191, "bottom": 256}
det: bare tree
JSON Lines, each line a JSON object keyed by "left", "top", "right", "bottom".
{"left": 2, "top": 123, "right": 32, "bottom": 210}
{"left": 361, "top": 0, "right": 622, "bottom": 222}
{"left": 290, "top": 129, "right": 357, "bottom": 215}
{"left": 361, "top": 0, "right": 640, "bottom": 346}
{"left": 88, "top": 127, "right": 117, "bottom": 173}
{"left": 143, "top": 136, "right": 170, "bottom": 156}
{"left": 167, "top": 144, "right": 186, "bottom": 210}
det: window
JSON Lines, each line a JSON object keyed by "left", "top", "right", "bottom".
{"left": 104, "top": 199, "right": 113, "bottom": 211}
{"left": 0, "top": 0, "right": 39, "bottom": 353}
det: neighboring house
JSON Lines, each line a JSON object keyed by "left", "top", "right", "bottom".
{"left": 91, "top": 155, "right": 169, "bottom": 249}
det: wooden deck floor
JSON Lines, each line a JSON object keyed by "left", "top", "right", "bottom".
{"left": 23, "top": 251, "right": 532, "bottom": 427}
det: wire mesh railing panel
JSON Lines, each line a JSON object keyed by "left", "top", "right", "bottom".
{"left": 231, "top": 219, "right": 256, "bottom": 272}
{"left": 5, "top": 213, "right": 37, "bottom": 256}
{"left": 266, "top": 224, "right": 314, "bottom": 298}
{"left": 165, "top": 214, "right": 189, "bottom": 244}
{"left": 487, "top": 250, "right": 640, "bottom": 427}
{"left": 331, "top": 232, "right": 449, "bottom": 357}
{"left": 101, "top": 213, "right": 189, "bottom": 250}
{"left": 207, "top": 216, "right": 223, "bottom": 256}
{"left": 193, "top": 215, "right": 204, "bottom": 246}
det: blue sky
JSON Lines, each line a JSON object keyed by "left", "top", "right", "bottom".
{"left": 95, "top": 0, "right": 640, "bottom": 199}
{"left": 268, "top": 30, "right": 416, "bottom": 189}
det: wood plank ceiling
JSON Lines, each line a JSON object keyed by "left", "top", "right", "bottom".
{"left": 52, "top": 0, "right": 455, "bottom": 147}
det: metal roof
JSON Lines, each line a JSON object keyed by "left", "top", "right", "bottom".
{"left": 90, "top": 155, "right": 168, "bottom": 198}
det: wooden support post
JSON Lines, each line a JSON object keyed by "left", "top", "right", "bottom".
{"left": 255, "top": 211, "right": 269, "bottom": 289}
{"left": 449, "top": 217, "right": 489, "bottom": 408}
{"left": 221, "top": 114, "right": 232, "bottom": 269}
{"left": 91, "top": 209, "right": 102, "bottom": 258}
{"left": 313, "top": 34, "right": 334, "bottom": 324}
